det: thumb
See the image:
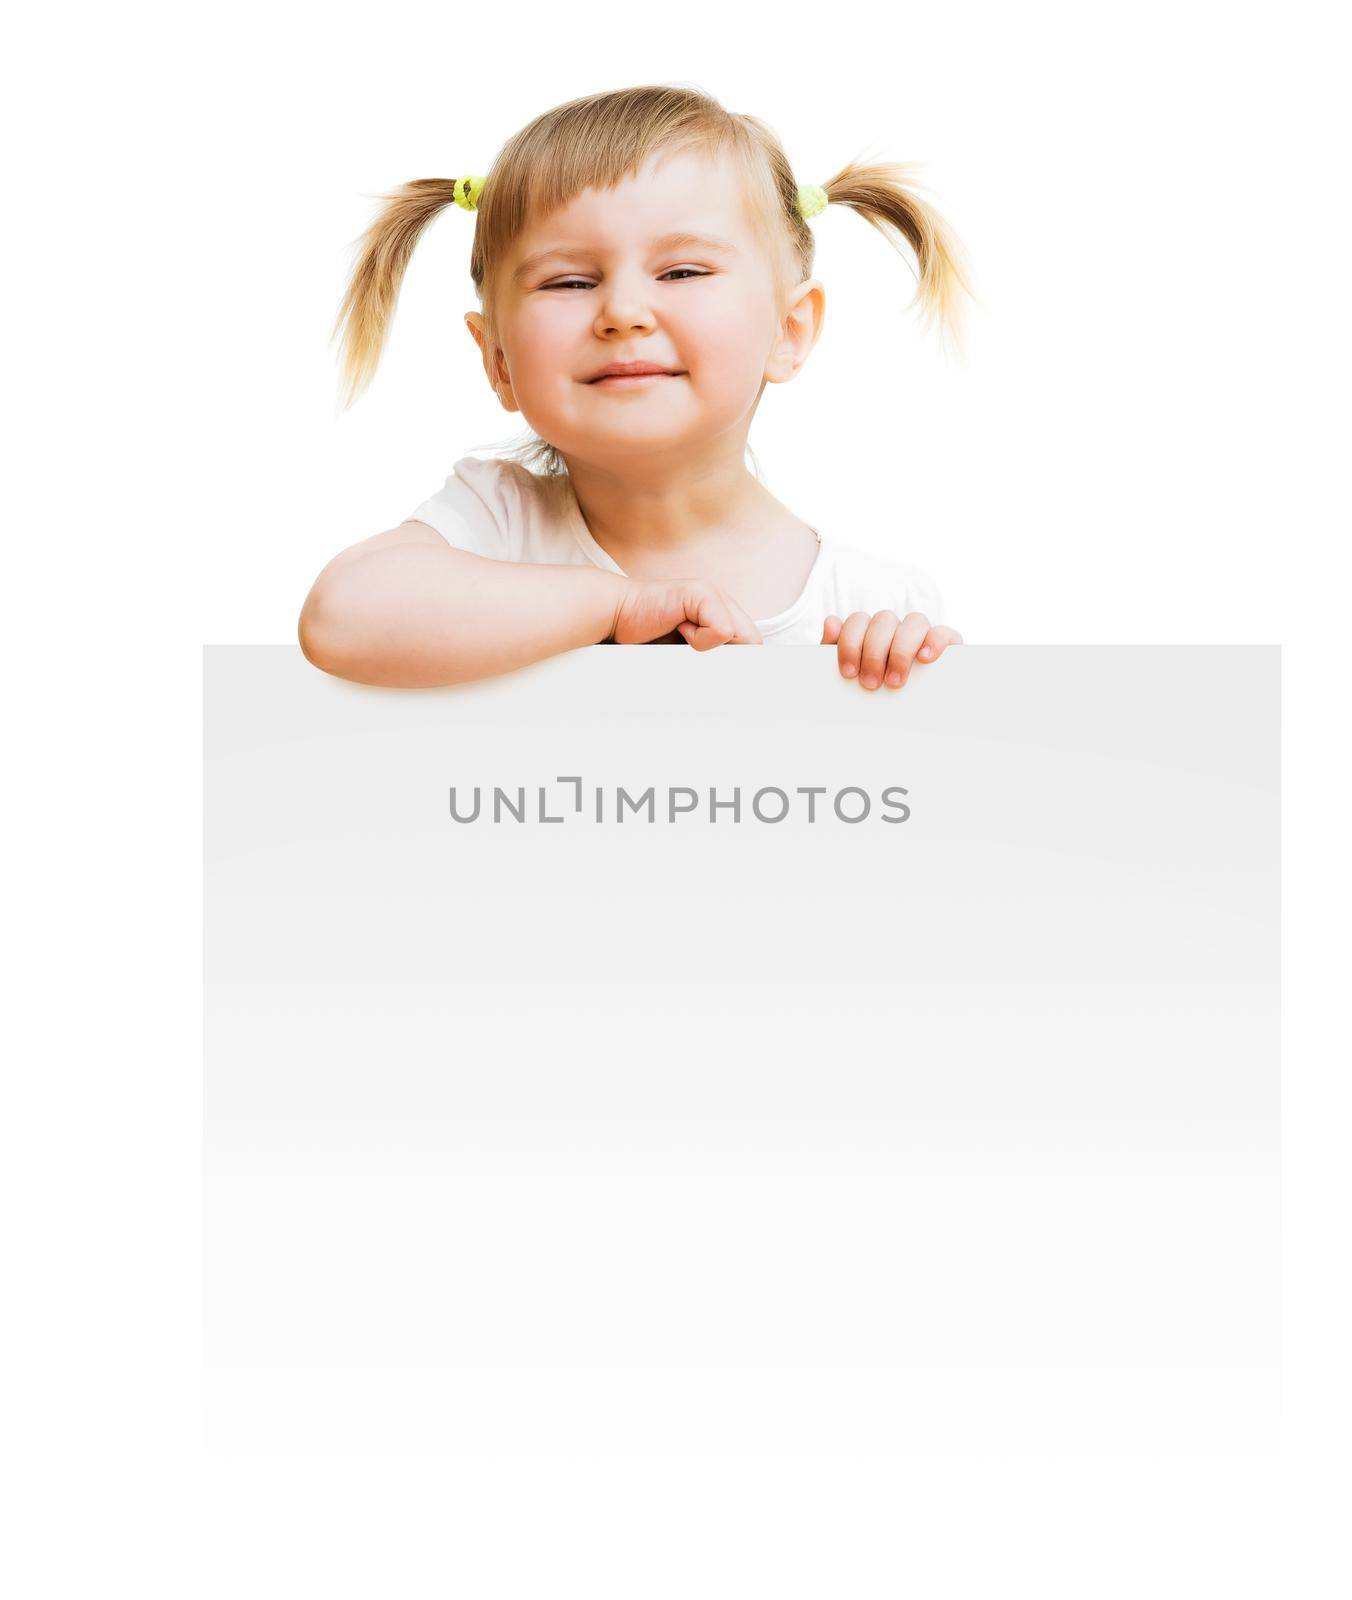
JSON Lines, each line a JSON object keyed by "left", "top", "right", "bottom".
{"left": 821, "top": 615, "right": 843, "bottom": 645}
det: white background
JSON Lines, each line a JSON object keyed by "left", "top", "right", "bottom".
{"left": 4, "top": 2, "right": 1349, "bottom": 1596}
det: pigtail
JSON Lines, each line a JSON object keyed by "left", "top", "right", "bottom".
{"left": 330, "top": 178, "right": 463, "bottom": 408}
{"left": 821, "top": 161, "right": 975, "bottom": 352}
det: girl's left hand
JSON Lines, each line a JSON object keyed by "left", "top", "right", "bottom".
{"left": 821, "top": 611, "right": 963, "bottom": 689}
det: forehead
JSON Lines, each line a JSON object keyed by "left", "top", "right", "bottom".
{"left": 510, "top": 146, "right": 769, "bottom": 258}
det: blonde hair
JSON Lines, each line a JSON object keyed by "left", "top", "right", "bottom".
{"left": 332, "top": 83, "right": 974, "bottom": 475}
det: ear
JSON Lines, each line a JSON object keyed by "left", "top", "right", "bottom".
{"left": 464, "top": 312, "right": 520, "bottom": 413}
{"left": 765, "top": 279, "right": 825, "bottom": 385}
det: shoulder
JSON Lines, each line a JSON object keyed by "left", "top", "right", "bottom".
{"left": 405, "top": 454, "right": 567, "bottom": 563}
{"left": 451, "top": 453, "right": 561, "bottom": 519}
{"left": 815, "top": 537, "right": 945, "bottom": 624}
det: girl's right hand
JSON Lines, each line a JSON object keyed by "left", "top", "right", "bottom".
{"left": 609, "top": 579, "right": 764, "bottom": 648}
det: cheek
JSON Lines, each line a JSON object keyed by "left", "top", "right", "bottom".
{"left": 505, "top": 303, "right": 584, "bottom": 392}
{"left": 678, "top": 287, "right": 777, "bottom": 391}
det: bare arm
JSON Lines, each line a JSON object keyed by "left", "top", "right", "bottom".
{"left": 298, "top": 521, "right": 631, "bottom": 688}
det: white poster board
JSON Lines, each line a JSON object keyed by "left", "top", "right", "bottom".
{"left": 205, "top": 645, "right": 1279, "bottom": 1584}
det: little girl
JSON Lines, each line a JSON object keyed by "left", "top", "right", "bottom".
{"left": 300, "top": 84, "right": 972, "bottom": 691}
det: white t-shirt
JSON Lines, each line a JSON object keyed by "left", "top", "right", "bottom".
{"left": 406, "top": 455, "right": 944, "bottom": 645}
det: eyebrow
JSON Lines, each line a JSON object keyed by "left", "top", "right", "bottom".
{"left": 512, "top": 233, "right": 740, "bottom": 284}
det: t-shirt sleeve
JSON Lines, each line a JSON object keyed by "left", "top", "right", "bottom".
{"left": 404, "top": 456, "right": 518, "bottom": 562}
{"left": 896, "top": 564, "right": 945, "bottom": 625}
{"left": 825, "top": 543, "right": 947, "bottom": 627}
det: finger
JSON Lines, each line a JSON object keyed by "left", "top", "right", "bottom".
{"left": 916, "top": 625, "right": 963, "bottom": 663}
{"left": 821, "top": 614, "right": 843, "bottom": 646}
{"left": 882, "top": 613, "right": 932, "bottom": 687}
{"left": 835, "top": 612, "right": 872, "bottom": 679}
{"left": 677, "top": 591, "right": 727, "bottom": 650}
{"left": 682, "top": 602, "right": 735, "bottom": 651}
{"left": 725, "top": 596, "right": 764, "bottom": 645}
{"left": 825, "top": 611, "right": 864, "bottom": 681}
{"left": 859, "top": 611, "right": 902, "bottom": 690}
{"left": 684, "top": 592, "right": 760, "bottom": 650}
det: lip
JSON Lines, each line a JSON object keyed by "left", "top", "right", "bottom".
{"left": 584, "top": 362, "right": 686, "bottom": 383}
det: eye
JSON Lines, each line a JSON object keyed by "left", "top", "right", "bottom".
{"left": 540, "top": 268, "right": 712, "bottom": 291}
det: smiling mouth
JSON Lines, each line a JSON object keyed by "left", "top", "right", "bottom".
{"left": 585, "top": 370, "right": 687, "bottom": 385}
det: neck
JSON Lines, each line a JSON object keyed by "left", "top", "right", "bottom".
{"left": 559, "top": 437, "right": 787, "bottom": 565}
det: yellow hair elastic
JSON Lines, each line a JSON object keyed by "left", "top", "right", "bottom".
{"left": 452, "top": 175, "right": 486, "bottom": 211}
{"left": 795, "top": 182, "right": 829, "bottom": 221}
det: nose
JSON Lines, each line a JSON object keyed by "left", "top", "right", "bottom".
{"left": 593, "top": 271, "right": 657, "bottom": 338}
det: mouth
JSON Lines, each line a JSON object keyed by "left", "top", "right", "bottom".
{"left": 584, "top": 363, "right": 686, "bottom": 385}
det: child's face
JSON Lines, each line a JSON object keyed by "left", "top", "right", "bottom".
{"left": 467, "top": 148, "right": 822, "bottom": 467}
